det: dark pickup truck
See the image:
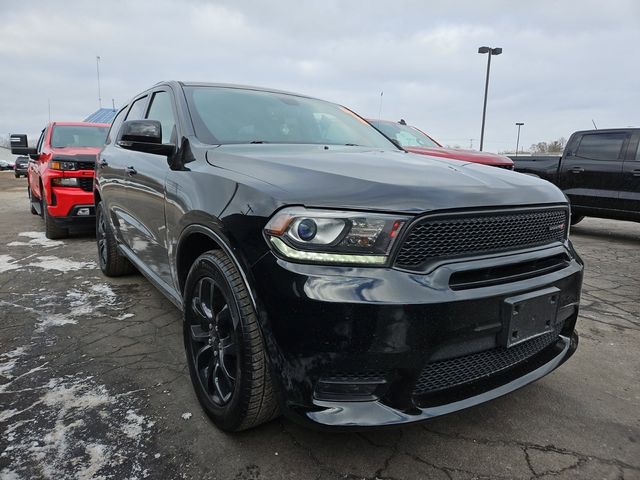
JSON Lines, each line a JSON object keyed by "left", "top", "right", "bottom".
{"left": 511, "top": 128, "right": 640, "bottom": 225}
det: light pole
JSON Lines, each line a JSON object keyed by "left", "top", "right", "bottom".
{"left": 478, "top": 46, "right": 502, "bottom": 151}
{"left": 515, "top": 122, "right": 524, "bottom": 156}
{"left": 96, "top": 55, "right": 102, "bottom": 109}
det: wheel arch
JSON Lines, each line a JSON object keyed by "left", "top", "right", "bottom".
{"left": 175, "top": 224, "right": 258, "bottom": 313}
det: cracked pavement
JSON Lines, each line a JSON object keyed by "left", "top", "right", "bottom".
{"left": 0, "top": 173, "right": 638, "bottom": 479}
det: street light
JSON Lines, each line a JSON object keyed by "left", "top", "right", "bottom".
{"left": 515, "top": 122, "right": 524, "bottom": 156}
{"left": 478, "top": 46, "right": 502, "bottom": 151}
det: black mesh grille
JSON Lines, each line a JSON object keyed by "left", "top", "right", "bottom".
{"left": 77, "top": 177, "right": 93, "bottom": 192}
{"left": 412, "top": 329, "right": 561, "bottom": 395}
{"left": 395, "top": 208, "right": 568, "bottom": 270}
{"left": 76, "top": 161, "right": 95, "bottom": 170}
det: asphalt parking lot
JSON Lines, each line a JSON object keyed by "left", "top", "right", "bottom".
{"left": 0, "top": 172, "right": 638, "bottom": 480}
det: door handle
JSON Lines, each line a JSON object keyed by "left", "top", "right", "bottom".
{"left": 569, "top": 167, "right": 584, "bottom": 174}
{"left": 632, "top": 169, "right": 640, "bottom": 177}
{"left": 126, "top": 166, "right": 137, "bottom": 176}
{"left": 99, "top": 159, "right": 108, "bottom": 169}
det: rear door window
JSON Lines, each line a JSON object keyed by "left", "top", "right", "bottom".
{"left": 576, "top": 133, "right": 626, "bottom": 161}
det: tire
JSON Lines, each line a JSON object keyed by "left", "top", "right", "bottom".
{"left": 570, "top": 215, "right": 584, "bottom": 226}
{"left": 183, "top": 250, "right": 279, "bottom": 431}
{"left": 42, "top": 193, "right": 68, "bottom": 239}
{"left": 27, "top": 186, "right": 37, "bottom": 215}
{"left": 96, "top": 201, "right": 136, "bottom": 276}
{"left": 15, "top": 173, "right": 19, "bottom": 179}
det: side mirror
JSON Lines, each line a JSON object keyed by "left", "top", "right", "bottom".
{"left": 10, "top": 134, "right": 37, "bottom": 155}
{"left": 117, "top": 120, "right": 175, "bottom": 156}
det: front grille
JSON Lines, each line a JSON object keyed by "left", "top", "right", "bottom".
{"left": 412, "top": 328, "right": 561, "bottom": 395}
{"left": 76, "top": 161, "right": 95, "bottom": 170}
{"left": 394, "top": 208, "right": 568, "bottom": 270}
{"left": 77, "top": 177, "right": 93, "bottom": 192}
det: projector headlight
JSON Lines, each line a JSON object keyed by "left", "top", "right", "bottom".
{"left": 264, "top": 207, "right": 409, "bottom": 265}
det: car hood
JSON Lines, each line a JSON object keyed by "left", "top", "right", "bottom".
{"left": 404, "top": 146, "right": 513, "bottom": 166}
{"left": 50, "top": 146, "right": 101, "bottom": 157}
{"left": 206, "top": 144, "right": 565, "bottom": 213}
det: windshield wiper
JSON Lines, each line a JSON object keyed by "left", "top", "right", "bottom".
{"left": 249, "top": 140, "right": 270, "bottom": 144}
{"left": 343, "top": 143, "right": 362, "bottom": 147}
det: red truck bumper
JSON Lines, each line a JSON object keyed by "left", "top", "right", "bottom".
{"left": 49, "top": 186, "right": 95, "bottom": 217}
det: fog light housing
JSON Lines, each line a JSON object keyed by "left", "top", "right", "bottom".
{"left": 314, "top": 375, "right": 388, "bottom": 402}
{"left": 52, "top": 177, "right": 79, "bottom": 187}
{"left": 77, "top": 208, "right": 90, "bottom": 216}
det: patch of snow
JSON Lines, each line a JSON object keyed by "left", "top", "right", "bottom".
{"left": 7, "top": 231, "right": 64, "bottom": 248}
{"left": 116, "top": 313, "right": 135, "bottom": 320}
{"left": 181, "top": 412, "right": 192, "bottom": 420}
{"left": 35, "top": 256, "right": 97, "bottom": 272}
{"left": 0, "top": 254, "right": 20, "bottom": 274}
{"left": 0, "top": 469, "right": 22, "bottom": 480}
{"left": 0, "top": 347, "right": 28, "bottom": 379}
{"left": 2, "top": 374, "right": 152, "bottom": 478}
{"left": 26, "top": 256, "right": 96, "bottom": 273}
{"left": 122, "top": 409, "right": 145, "bottom": 439}
{"left": 36, "top": 313, "right": 77, "bottom": 331}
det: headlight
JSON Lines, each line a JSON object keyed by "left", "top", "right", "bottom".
{"left": 51, "top": 177, "right": 79, "bottom": 187}
{"left": 50, "top": 160, "right": 77, "bottom": 170}
{"left": 264, "top": 207, "right": 409, "bottom": 265}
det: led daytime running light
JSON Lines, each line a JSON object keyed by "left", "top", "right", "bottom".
{"left": 270, "top": 237, "right": 387, "bottom": 265}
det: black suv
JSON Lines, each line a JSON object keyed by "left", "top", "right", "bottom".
{"left": 95, "top": 82, "right": 583, "bottom": 431}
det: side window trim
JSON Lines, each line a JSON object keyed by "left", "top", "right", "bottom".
{"left": 36, "top": 128, "right": 46, "bottom": 153}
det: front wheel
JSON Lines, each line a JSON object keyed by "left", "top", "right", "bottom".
{"left": 570, "top": 215, "right": 584, "bottom": 226}
{"left": 42, "top": 194, "right": 68, "bottom": 239}
{"left": 183, "top": 250, "right": 279, "bottom": 431}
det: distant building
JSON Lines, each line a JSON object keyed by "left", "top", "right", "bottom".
{"left": 84, "top": 108, "right": 118, "bottom": 124}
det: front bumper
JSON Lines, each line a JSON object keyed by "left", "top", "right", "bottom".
{"left": 250, "top": 241, "right": 583, "bottom": 429}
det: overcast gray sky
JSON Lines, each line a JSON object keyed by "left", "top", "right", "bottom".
{"left": 0, "top": 0, "right": 638, "bottom": 152}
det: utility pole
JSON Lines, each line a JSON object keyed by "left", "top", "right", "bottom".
{"left": 378, "top": 91, "right": 383, "bottom": 119}
{"left": 96, "top": 55, "right": 102, "bottom": 109}
{"left": 477, "top": 46, "right": 502, "bottom": 151}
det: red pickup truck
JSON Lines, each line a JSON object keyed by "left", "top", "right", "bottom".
{"left": 369, "top": 119, "right": 514, "bottom": 169}
{"left": 10, "top": 122, "right": 109, "bottom": 239}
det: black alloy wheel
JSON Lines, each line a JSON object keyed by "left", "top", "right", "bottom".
{"left": 187, "top": 276, "right": 239, "bottom": 407}
{"left": 183, "top": 250, "right": 279, "bottom": 431}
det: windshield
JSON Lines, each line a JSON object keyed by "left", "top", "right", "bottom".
{"left": 51, "top": 125, "right": 109, "bottom": 148}
{"left": 370, "top": 121, "right": 440, "bottom": 148}
{"left": 185, "top": 86, "right": 396, "bottom": 149}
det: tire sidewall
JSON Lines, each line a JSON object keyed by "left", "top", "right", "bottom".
{"left": 183, "top": 254, "right": 248, "bottom": 430}
{"left": 96, "top": 202, "right": 108, "bottom": 271}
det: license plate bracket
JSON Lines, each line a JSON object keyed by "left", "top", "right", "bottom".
{"left": 500, "top": 287, "right": 560, "bottom": 348}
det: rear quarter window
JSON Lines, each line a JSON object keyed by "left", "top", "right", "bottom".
{"left": 576, "top": 133, "right": 626, "bottom": 161}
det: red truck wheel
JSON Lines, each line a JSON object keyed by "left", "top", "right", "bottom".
{"left": 43, "top": 196, "right": 68, "bottom": 239}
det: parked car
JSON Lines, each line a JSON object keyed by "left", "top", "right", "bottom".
{"left": 10, "top": 122, "right": 109, "bottom": 238}
{"left": 511, "top": 128, "right": 640, "bottom": 224}
{"left": 96, "top": 81, "right": 583, "bottom": 432}
{"left": 369, "top": 119, "right": 514, "bottom": 169}
{"left": 0, "top": 159, "right": 14, "bottom": 170}
{"left": 14, "top": 156, "right": 28, "bottom": 178}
